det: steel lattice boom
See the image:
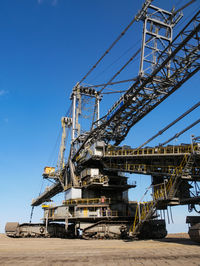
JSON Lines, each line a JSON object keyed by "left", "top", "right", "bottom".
{"left": 73, "top": 10, "right": 200, "bottom": 160}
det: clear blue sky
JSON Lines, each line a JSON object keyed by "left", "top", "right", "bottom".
{"left": 0, "top": 0, "right": 200, "bottom": 233}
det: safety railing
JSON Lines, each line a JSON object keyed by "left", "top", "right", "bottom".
{"left": 63, "top": 197, "right": 111, "bottom": 205}
{"left": 105, "top": 159, "right": 200, "bottom": 176}
{"left": 153, "top": 183, "right": 166, "bottom": 201}
{"left": 131, "top": 201, "right": 154, "bottom": 233}
{"left": 165, "top": 154, "right": 188, "bottom": 195}
{"left": 101, "top": 210, "right": 118, "bottom": 217}
{"left": 82, "top": 176, "right": 108, "bottom": 186}
{"left": 105, "top": 144, "right": 198, "bottom": 157}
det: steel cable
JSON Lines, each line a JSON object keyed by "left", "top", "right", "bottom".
{"left": 78, "top": 17, "right": 138, "bottom": 85}
{"left": 138, "top": 101, "right": 200, "bottom": 149}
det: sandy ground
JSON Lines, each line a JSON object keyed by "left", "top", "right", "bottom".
{"left": 0, "top": 233, "right": 199, "bottom": 265}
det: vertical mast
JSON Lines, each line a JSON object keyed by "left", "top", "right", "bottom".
{"left": 139, "top": 4, "right": 182, "bottom": 77}
{"left": 71, "top": 87, "right": 77, "bottom": 142}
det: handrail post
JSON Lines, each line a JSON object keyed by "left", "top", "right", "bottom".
{"left": 164, "top": 180, "right": 167, "bottom": 199}
{"left": 138, "top": 202, "right": 141, "bottom": 222}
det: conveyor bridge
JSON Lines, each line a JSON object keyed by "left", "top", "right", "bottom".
{"left": 103, "top": 144, "right": 200, "bottom": 179}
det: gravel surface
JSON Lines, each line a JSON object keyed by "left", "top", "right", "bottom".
{"left": 0, "top": 233, "right": 199, "bottom": 265}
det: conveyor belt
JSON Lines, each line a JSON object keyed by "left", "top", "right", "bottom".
{"left": 31, "top": 182, "right": 63, "bottom": 207}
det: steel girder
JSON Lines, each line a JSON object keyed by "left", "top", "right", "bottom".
{"left": 31, "top": 182, "right": 63, "bottom": 207}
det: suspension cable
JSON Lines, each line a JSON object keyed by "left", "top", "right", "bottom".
{"left": 99, "top": 48, "right": 141, "bottom": 93}
{"left": 159, "top": 118, "right": 200, "bottom": 146}
{"left": 78, "top": 16, "right": 138, "bottom": 85}
{"left": 137, "top": 101, "right": 200, "bottom": 149}
{"left": 89, "top": 41, "right": 141, "bottom": 82}
{"left": 83, "top": 78, "right": 137, "bottom": 89}
{"left": 102, "top": 90, "right": 128, "bottom": 95}
{"left": 173, "top": 0, "right": 196, "bottom": 15}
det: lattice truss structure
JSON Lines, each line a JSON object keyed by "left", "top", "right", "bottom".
{"left": 139, "top": 5, "right": 177, "bottom": 77}
{"left": 73, "top": 9, "right": 200, "bottom": 158}
{"left": 31, "top": 3, "right": 200, "bottom": 209}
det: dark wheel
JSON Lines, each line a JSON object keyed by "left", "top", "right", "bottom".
{"left": 39, "top": 227, "right": 45, "bottom": 234}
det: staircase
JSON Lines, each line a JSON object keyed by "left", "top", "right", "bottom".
{"left": 182, "top": 153, "right": 196, "bottom": 177}
{"left": 166, "top": 154, "right": 189, "bottom": 198}
{"left": 130, "top": 201, "right": 155, "bottom": 237}
{"left": 130, "top": 149, "right": 197, "bottom": 237}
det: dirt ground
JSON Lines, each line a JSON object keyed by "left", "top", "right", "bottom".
{"left": 0, "top": 233, "right": 199, "bottom": 266}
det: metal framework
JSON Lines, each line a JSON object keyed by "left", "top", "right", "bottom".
{"left": 30, "top": 5, "right": 200, "bottom": 232}
{"left": 139, "top": 5, "right": 182, "bottom": 77}
{"left": 6, "top": 2, "right": 200, "bottom": 242}
{"left": 72, "top": 10, "right": 200, "bottom": 161}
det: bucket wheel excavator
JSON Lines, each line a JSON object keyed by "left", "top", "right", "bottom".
{"left": 5, "top": 0, "right": 200, "bottom": 241}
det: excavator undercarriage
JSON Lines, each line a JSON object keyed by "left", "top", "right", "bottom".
{"left": 5, "top": 219, "right": 167, "bottom": 240}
